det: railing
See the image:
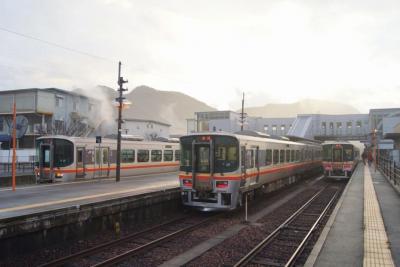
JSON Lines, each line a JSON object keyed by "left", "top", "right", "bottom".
{"left": 0, "top": 156, "right": 35, "bottom": 176}
{"left": 377, "top": 155, "right": 400, "bottom": 186}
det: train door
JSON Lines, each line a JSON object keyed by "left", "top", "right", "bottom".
{"left": 255, "top": 146, "right": 260, "bottom": 183}
{"left": 95, "top": 146, "right": 110, "bottom": 178}
{"left": 240, "top": 146, "right": 247, "bottom": 187}
{"left": 76, "top": 147, "right": 86, "bottom": 178}
{"left": 192, "top": 142, "right": 213, "bottom": 191}
{"left": 39, "top": 143, "right": 53, "bottom": 181}
{"left": 246, "top": 149, "right": 256, "bottom": 185}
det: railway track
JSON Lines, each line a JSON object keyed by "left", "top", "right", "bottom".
{"left": 40, "top": 212, "right": 222, "bottom": 267}
{"left": 234, "top": 185, "right": 341, "bottom": 267}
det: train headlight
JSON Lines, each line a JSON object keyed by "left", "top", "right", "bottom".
{"left": 216, "top": 181, "right": 229, "bottom": 188}
{"left": 55, "top": 172, "right": 64, "bottom": 178}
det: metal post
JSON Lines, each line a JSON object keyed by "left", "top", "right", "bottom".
{"left": 240, "top": 92, "right": 245, "bottom": 131}
{"left": 116, "top": 61, "right": 128, "bottom": 183}
{"left": 12, "top": 99, "right": 16, "bottom": 191}
{"left": 245, "top": 193, "right": 248, "bottom": 222}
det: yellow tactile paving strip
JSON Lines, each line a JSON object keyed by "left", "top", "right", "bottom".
{"left": 364, "top": 166, "right": 395, "bottom": 267}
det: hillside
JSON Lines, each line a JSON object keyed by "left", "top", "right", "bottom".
{"left": 244, "top": 99, "right": 360, "bottom": 117}
{"left": 83, "top": 85, "right": 216, "bottom": 134}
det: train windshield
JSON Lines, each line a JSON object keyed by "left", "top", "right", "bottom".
{"left": 36, "top": 138, "right": 74, "bottom": 168}
{"left": 322, "top": 145, "right": 332, "bottom": 161}
{"left": 343, "top": 145, "right": 354, "bottom": 161}
{"left": 180, "top": 135, "right": 239, "bottom": 173}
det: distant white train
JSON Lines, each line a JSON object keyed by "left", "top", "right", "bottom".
{"left": 179, "top": 132, "right": 323, "bottom": 211}
{"left": 322, "top": 141, "right": 360, "bottom": 179}
{"left": 35, "top": 135, "right": 180, "bottom": 182}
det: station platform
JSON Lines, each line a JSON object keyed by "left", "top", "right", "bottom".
{"left": 0, "top": 172, "right": 179, "bottom": 220}
{"left": 306, "top": 164, "right": 399, "bottom": 267}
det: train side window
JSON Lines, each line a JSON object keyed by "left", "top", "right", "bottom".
{"left": 258, "top": 150, "right": 266, "bottom": 167}
{"left": 291, "top": 150, "right": 295, "bottom": 162}
{"left": 138, "top": 150, "right": 149, "bottom": 162}
{"left": 273, "top": 150, "right": 279, "bottom": 164}
{"left": 174, "top": 150, "right": 181, "bottom": 161}
{"left": 151, "top": 150, "right": 162, "bottom": 162}
{"left": 280, "top": 149, "right": 285, "bottom": 163}
{"left": 296, "top": 150, "right": 300, "bottom": 161}
{"left": 164, "top": 150, "right": 173, "bottom": 161}
{"left": 285, "top": 150, "right": 290, "bottom": 162}
{"left": 121, "top": 149, "right": 135, "bottom": 163}
{"left": 266, "top": 149, "right": 272, "bottom": 166}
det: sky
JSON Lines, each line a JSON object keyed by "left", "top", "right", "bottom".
{"left": 1, "top": 0, "right": 400, "bottom": 112}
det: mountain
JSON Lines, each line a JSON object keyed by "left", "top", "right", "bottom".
{"left": 244, "top": 99, "right": 360, "bottom": 118}
{"left": 84, "top": 85, "right": 216, "bottom": 134}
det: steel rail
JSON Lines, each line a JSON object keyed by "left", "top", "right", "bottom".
{"left": 285, "top": 190, "right": 339, "bottom": 267}
{"left": 234, "top": 187, "right": 326, "bottom": 267}
{"left": 39, "top": 215, "right": 191, "bottom": 267}
{"left": 92, "top": 212, "right": 223, "bottom": 267}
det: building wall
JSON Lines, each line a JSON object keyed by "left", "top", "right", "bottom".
{"left": 124, "top": 120, "right": 170, "bottom": 140}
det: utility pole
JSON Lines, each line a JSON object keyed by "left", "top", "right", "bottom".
{"left": 240, "top": 92, "right": 245, "bottom": 131}
{"left": 12, "top": 99, "right": 16, "bottom": 191}
{"left": 116, "top": 61, "right": 128, "bottom": 182}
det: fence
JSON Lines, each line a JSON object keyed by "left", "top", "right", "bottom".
{"left": 377, "top": 155, "right": 400, "bottom": 187}
{"left": 0, "top": 155, "right": 35, "bottom": 176}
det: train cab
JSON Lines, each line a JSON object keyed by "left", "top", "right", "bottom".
{"left": 322, "top": 141, "right": 359, "bottom": 179}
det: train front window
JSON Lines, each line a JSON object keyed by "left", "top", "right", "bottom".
{"left": 214, "top": 136, "right": 239, "bottom": 173}
{"left": 343, "top": 145, "right": 354, "bottom": 161}
{"left": 180, "top": 137, "right": 192, "bottom": 172}
{"left": 333, "top": 148, "right": 343, "bottom": 162}
{"left": 323, "top": 145, "right": 332, "bottom": 161}
{"left": 53, "top": 139, "right": 74, "bottom": 167}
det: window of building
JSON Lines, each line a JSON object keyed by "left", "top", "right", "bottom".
{"left": 264, "top": 125, "right": 268, "bottom": 132}
{"left": 73, "top": 101, "right": 77, "bottom": 111}
{"left": 272, "top": 125, "right": 277, "bottom": 134}
{"left": 337, "top": 122, "right": 342, "bottom": 129}
{"left": 121, "top": 149, "right": 135, "bottom": 163}
{"left": 55, "top": 96, "right": 63, "bottom": 107}
{"left": 88, "top": 103, "right": 94, "bottom": 112}
{"left": 138, "top": 150, "right": 149, "bottom": 162}
{"left": 329, "top": 122, "right": 334, "bottom": 129}
{"left": 356, "top": 121, "right": 362, "bottom": 128}
{"left": 321, "top": 122, "right": 326, "bottom": 129}
{"left": 0, "top": 118, "right": 3, "bottom": 131}
{"left": 164, "top": 150, "right": 173, "bottom": 161}
{"left": 151, "top": 150, "right": 162, "bottom": 162}
{"left": 347, "top": 122, "right": 352, "bottom": 128}
{"left": 281, "top": 125, "right": 285, "bottom": 132}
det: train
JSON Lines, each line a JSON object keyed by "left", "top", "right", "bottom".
{"left": 35, "top": 135, "right": 180, "bottom": 182}
{"left": 322, "top": 141, "right": 360, "bottom": 179}
{"left": 179, "top": 132, "right": 323, "bottom": 211}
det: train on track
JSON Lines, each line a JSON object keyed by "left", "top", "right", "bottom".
{"left": 322, "top": 141, "right": 360, "bottom": 179}
{"left": 179, "top": 132, "right": 323, "bottom": 211}
{"left": 35, "top": 135, "right": 180, "bottom": 182}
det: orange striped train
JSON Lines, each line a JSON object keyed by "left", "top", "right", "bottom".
{"left": 179, "top": 132, "right": 323, "bottom": 211}
{"left": 35, "top": 135, "right": 180, "bottom": 182}
{"left": 322, "top": 141, "right": 360, "bottom": 179}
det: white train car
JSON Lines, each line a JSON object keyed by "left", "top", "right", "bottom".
{"left": 35, "top": 135, "right": 180, "bottom": 182}
{"left": 179, "top": 132, "right": 322, "bottom": 211}
{"left": 322, "top": 141, "right": 360, "bottom": 179}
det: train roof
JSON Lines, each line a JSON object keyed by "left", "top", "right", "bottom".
{"left": 182, "top": 132, "right": 321, "bottom": 147}
{"left": 322, "top": 141, "right": 353, "bottom": 145}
